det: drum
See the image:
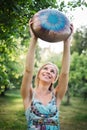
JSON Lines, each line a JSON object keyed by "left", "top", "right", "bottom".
{"left": 31, "top": 9, "right": 71, "bottom": 42}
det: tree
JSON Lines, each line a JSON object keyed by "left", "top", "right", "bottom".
{"left": 69, "top": 52, "right": 87, "bottom": 99}
{"left": 0, "top": 38, "right": 24, "bottom": 95}
{"left": 71, "top": 26, "right": 87, "bottom": 55}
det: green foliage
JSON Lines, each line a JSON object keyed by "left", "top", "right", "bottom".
{"left": 69, "top": 26, "right": 87, "bottom": 98}
{"left": 80, "top": 86, "right": 87, "bottom": 101}
{"left": 0, "top": 38, "right": 24, "bottom": 95}
{"left": 57, "top": 0, "right": 87, "bottom": 12}
{"left": 67, "top": 0, "right": 87, "bottom": 8}
{"left": 71, "top": 26, "right": 87, "bottom": 55}
{"left": 69, "top": 52, "right": 87, "bottom": 98}
{"left": 0, "top": 0, "right": 58, "bottom": 40}
{"left": 0, "top": 0, "right": 58, "bottom": 95}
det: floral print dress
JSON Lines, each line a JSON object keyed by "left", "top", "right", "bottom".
{"left": 25, "top": 92, "right": 60, "bottom": 130}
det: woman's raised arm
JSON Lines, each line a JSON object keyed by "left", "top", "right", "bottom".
{"left": 55, "top": 24, "right": 74, "bottom": 103}
{"left": 21, "top": 20, "right": 37, "bottom": 105}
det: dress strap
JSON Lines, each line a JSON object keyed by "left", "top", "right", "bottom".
{"left": 32, "top": 90, "right": 36, "bottom": 101}
{"left": 52, "top": 90, "right": 56, "bottom": 99}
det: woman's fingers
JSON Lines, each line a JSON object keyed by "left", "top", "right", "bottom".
{"left": 70, "top": 24, "right": 74, "bottom": 34}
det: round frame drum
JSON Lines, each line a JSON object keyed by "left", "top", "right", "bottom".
{"left": 31, "top": 9, "right": 71, "bottom": 42}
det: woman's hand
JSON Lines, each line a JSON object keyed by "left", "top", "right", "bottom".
{"left": 64, "top": 24, "right": 74, "bottom": 43}
{"left": 29, "top": 19, "right": 37, "bottom": 40}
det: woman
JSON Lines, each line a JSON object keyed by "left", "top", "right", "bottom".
{"left": 21, "top": 19, "right": 73, "bottom": 130}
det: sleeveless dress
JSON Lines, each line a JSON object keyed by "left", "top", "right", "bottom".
{"left": 25, "top": 91, "right": 60, "bottom": 130}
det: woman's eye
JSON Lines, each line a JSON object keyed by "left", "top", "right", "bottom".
{"left": 51, "top": 69, "right": 55, "bottom": 73}
{"left": 43, "top": 67, "right": 48, "bottom": 70}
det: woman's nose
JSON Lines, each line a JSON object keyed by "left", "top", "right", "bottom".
{"left": 46, "top": 69, "right": 51, "bottom": 74}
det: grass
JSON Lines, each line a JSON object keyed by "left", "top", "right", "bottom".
{"left": 60, "top": 97, "right": 87, "bottom": 130}
{"left": 0, "top": 89, "right": 87, "bottom": 130}
{"left": 0, "top": 89, "right": 26, "bottom": 130}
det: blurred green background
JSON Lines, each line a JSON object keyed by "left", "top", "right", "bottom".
{"left": 0, "top": 0, "right": 87, "bottom": 130}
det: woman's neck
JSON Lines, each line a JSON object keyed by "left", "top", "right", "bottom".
{"left": 35, "top": 84, "right": 51, "bottom": 96}
{"left": 39, "top": 81, "right": 51, "bottom": 89}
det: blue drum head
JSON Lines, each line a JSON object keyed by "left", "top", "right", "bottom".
{"left": 38, "top": 9, "right": 69, "bottom": 32}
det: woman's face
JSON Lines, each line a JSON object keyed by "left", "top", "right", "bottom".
{"left": 38, "top": 64, "right": 57, "bottom": 84}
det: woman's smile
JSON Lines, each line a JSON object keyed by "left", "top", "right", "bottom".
{"left": 43, "top": 72, "right": 52, "bottom": 78}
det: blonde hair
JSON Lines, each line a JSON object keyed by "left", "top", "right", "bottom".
{"left": 35, "top": 62, "right": 59, "bottom": 90}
